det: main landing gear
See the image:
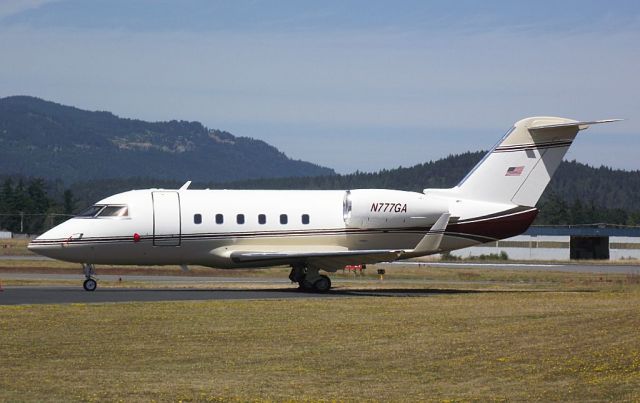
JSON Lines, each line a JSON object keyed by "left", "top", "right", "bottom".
{"left": 82, "top": 263, "right": 97, "bottom": 291}
{"left": 289, "top": 264, "right": 332, "bottom": 293}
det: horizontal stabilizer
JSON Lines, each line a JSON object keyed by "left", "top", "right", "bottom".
{"left": 529, "top": 119, "right": 622, "bottom": 131}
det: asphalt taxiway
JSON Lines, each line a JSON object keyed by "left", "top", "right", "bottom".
{"left": 0, "top": 283, "right": 507, "bottom": 305}
{"left": 1, "top": 261, "right": 638, "bottom": 305}
{"left": 0, "top": 286, "right": 349, "bottom": 305}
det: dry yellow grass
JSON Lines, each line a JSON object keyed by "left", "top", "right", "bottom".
{"left": 0, "top": 239, "right": 32, "bottom": 256}
{"left": 1, "top": 285, "right": 639, "bottom": 401}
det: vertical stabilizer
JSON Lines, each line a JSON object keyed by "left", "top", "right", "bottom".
{"left": 452, "top": 117, "right": 619, "bottom": 207}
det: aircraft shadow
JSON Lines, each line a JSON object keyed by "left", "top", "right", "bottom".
{"left": 91, "top": 287, "right": 486, "bottom": 295}
{"left": 327, "top": 288, "right": 516, "bottom": 297}
{"left": 72, "top": 287, "right": 597, "bottom": 299}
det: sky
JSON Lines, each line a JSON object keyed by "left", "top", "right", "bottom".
{"left": 1, "top": 0, "right": 639, "bottom": 174}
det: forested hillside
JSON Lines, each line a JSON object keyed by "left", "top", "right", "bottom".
{"left": 0, "top": 178, "right": 72, "bottom": 233}
{"left": 65, "top": 152, "right": 640, "bottom": 226}
{"left": 65, "top": 151, "right": 482, "bottom": 203}
{"left": 194, "top": 153, "right": 640, "bottom": 222}
{"left": 0, "top": 96, "right": 333, "bottom": 183}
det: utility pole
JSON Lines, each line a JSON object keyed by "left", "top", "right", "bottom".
{"left": 20, "top": 211, "right": 24, "bottom": 233}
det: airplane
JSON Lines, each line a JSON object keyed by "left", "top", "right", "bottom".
{"left": 28, "top": 116, "right": 620, "bottom": 292}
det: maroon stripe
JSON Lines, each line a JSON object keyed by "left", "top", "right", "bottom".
{"left": 447, "top": 208, "right": 538, "bottom": 241}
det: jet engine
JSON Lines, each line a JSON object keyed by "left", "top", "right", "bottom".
{"left": 343, "top": 189, "right": 448, "bottom": 229}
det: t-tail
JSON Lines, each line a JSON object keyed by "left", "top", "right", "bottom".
{"left": 438, "top": 116, "right": 621, "bottom": 207}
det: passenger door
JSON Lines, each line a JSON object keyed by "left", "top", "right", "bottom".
{"left": 152, "top": 191, "right": 181, "bottom": 246}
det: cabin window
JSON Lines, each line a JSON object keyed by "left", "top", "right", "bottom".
{"left": 215, "top": 214, "right": 224, "bottom": 224}
{"left": 280, "top": 214, "right": 288, "bottom": 225}
{"left": 301, "top": 214, "right": 310, "bottom": 224}
{"left": 237, "top": 214, "right": 245, "bottom": 224}
{"left": 258, "top": 214, "right": 266, "bottom": 224}
{"left": 194, "top": 214, "right": 202, "bottom": 224}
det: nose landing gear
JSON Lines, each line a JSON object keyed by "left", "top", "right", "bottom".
{"left": 289, "top": 264, "right": 332, "bottom": 293}
{"left": 82, "top": 263, "right": 97, "bottom": 291}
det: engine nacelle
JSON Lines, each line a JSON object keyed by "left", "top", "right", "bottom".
{"left": 343, "top": 189, "right": 449, "bottom": 229}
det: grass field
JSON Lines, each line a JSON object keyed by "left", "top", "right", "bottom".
{"left": 1, "top": 279, "right": 639, "bottom": 401}
{"left": 0, "top": 239, "right": 33, "bottom": 256}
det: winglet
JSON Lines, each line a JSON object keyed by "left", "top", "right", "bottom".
{"left": 179, "top": 181, "right": 192, "bottom": 191}
{"left": 413, "top": 213, "right": 450, "bottom": 254}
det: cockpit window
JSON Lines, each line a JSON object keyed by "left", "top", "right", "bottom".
{"left": 77, "top": 205, "right": 105, "bottom": 217}
{"left": 97, "top": 205, "right": 129, "bottom": 217}
{"left": 76, "top": 205, "right": 128, "bottom": 218}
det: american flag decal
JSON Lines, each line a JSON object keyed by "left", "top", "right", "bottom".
{"left": 505, "top": 166, "right": 524, "bottom": 176}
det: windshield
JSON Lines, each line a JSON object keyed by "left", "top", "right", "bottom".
{"left": 76, "top": 204, "right": 128, "bottom": 218}
{"left": 97, "top": 205, "right": 128, "bottom": 217}
{"left": 77, "top": 205, "right": 105, "bottom": 217}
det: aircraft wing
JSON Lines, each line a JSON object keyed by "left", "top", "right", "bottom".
{"left": 224, "top": 213, "right": 451, "bottom": 272}
{"left": 229, "top": 249, "right": 405, "bottom": 272}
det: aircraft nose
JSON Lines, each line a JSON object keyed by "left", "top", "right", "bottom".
{"left": 26, "top": 240, "right": 37, "bottom": 252}
{"left": 28, "top": 226, "right": 86, "bottom": 262}
{"left": 28, "top": 233, "right": 64, "bottom": 259}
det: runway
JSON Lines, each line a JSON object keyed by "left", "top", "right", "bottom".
{"left": 1, "top": 272, "right": 293, "bottom": 283}
{"left": 0, "top": 284, "right": 493, "bottom": 305}
{"left": 1, "top": 261, "right": 638, "bottom": 305}
{"left": 0, "top": 286, "right": 355, "bottom": 305}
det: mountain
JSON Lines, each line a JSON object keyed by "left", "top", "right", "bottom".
{"left": 4, "top": 96, "right": 639, "bottom": 226}
{"left": 0, "top": 96, "right": 334, "bottom": 183}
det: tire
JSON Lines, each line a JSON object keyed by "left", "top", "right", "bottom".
{"left": 313, "top": 275, "right": 331, "bottom": 293}
{"left": 299, "top": 280, "right": 314, "bottom": 291}
{"left": 83, "top": 278, "right": 97, "bottom": 292}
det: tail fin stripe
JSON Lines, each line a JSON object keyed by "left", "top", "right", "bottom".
{"left": 494, "top": 140, "right": 573, "bottom": 153}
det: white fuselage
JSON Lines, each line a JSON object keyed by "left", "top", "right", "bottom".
{"left": 27, "top": 116, "right": 618, "bottom": 291}
{"left": 28, "top": 187, "right": 531, "bottom": 269}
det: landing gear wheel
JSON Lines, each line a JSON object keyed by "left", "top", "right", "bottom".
{"left": 82, "top": 264, "right": 97, "bottom": 291}
{"left": 289, "top": 265, "right": 306, "bottom": 283}
{"left": 299, "top": 280, "right": 314, "bottom": 291}
{"left": 290, "top": 264, "right": 331, "bottom": 293}
{"left": 313, "top": 275, "right": 331, "bottom": 293}
{"left": 83, "top": 278, "right": 97, "bottom": 292}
